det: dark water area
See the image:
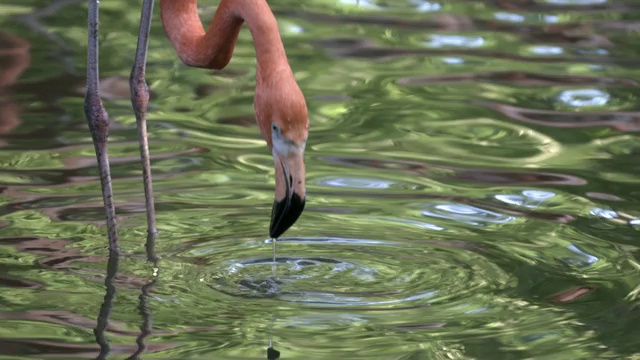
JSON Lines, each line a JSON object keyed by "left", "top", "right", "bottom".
{"left": 1, "top": 0, "right": 640, "bottom": 358}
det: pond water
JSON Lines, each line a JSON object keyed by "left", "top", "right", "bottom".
{"left": 1, "top": 0, "right": 640, "bottom": 359}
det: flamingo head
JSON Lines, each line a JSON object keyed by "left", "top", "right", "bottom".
{"left": 256, "top": 83, "right": 309, "bottom": 239}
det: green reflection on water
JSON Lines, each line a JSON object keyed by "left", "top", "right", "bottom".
{"left": 1, "top": 0, "right": 640, "bottom": 359}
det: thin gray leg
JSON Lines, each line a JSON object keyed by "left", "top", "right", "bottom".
{"left": 84, "top": 0, "right": 119, "bottom": 250}
{"left": 130, "top": 0, "right": 157, "bottom": 235}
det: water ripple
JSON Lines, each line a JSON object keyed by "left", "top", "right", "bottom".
{"left": 191, "top": 236, "right": 512, "bottom": 309}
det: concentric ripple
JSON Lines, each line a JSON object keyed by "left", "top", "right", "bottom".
{"left": 198, "top": 237, "right": 512, "bottom": 308}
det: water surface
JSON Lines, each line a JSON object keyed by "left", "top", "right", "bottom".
{"left": 0, "top": 0, "right": 639, "bottom": 358}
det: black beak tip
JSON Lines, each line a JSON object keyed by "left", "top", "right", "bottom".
{"left": 269, "top": 193, "right": 305, "bottom": 238}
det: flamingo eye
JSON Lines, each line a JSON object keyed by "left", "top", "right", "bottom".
{"left": 272, "top": 123, "right": 281, "bottom": 136}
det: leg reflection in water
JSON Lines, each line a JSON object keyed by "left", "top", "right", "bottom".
{"left": 94, "top": 231, "right": 158, "bottom": 360}
{"left": 126, "top": 232, "right": 159, "bottom": 360}
{"left": 94, "top": 248, "right": 119, "bottom": 360}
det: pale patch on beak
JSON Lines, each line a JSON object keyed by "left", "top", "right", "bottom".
{"left": 270, "top": 149, "right": 306, "bottom": 238}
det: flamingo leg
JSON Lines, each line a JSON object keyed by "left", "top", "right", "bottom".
{"left": 84, "top": 0, "right": 119, "bottom": 250}
{"left": 130, "top": 0, "right": 157, "bottom": 235}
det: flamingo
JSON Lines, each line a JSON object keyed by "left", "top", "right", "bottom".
{"left": 84, "top": 0, "right": 309, "bottom": 250}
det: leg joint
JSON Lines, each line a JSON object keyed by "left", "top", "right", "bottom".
{"left": 129, "top": 71, "right": 150, "bottom": 114}
{"left": 84, "top": 92, "right": 110, "bottom": 144}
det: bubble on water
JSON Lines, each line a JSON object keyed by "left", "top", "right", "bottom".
{"left": 412, "top": 0, "right": 441, "bottom": 12}
{"left": 590, "top": 207, "right": 618, "bottom": 219}
{"left": 558, "top": 89, "right": 610, "bottom": 107}
{"left": 530, "top": 45, "right": 564, "bottom": 55}
{"left": 426, "top": 34, "right": 485, "bottom": 48}
{"left": 496, "top": 190, "right": 556, "bottom": 208}
{"left": 319, "top": 177, "right": 394, "bottom": 189}
{"left": 422, "top": 203, "right": 516, "bottom": 226}
{"left": 442, "top": 57, "right": 465, "bottom": 64}
{"left": 494, "top": 12, "right": 525, "bottom": 23}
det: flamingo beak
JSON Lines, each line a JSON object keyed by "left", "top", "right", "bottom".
{"left": 270, "top": 150, "right": 305, "bottom": 238}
